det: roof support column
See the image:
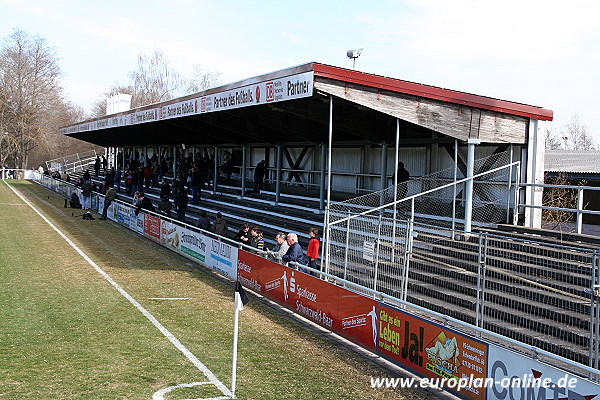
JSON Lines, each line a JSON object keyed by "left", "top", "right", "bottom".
{"left": 275, "top": 144, "right": 282, "bottom": 205}
{"left": 241, "top": 145, "right": 247, "bottom": 197}
{"left": 319, "top": 143, "right": 326, "bottom": 211}
{"left": 173, "top": 146, "right": 177, "bottom": 179}
{"left": 524, "top": 119, "right": 544, "bottom": 229}
{"left": 213, "top": 146, "right": 219, "bottom": 193}
{"left": 380, "top": 142, "right": 388, "bottom": 191}
{"left": 324, "top": 95, "right": 333, "bottom": 275}
{"left": 464, "top": 138, "right": 480, "bottom": 233}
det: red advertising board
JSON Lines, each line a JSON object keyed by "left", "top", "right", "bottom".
{"left": 237, "top": 251, "right": 377, "bottom": 351}
{"left": 144, "top": 214, "right": 161, "bottom": 243}
{"left": 237, "top": 251, "right": 488, "bottom": 399}
{"left": 377, "top": 304, "right": 487, "bottom": 400}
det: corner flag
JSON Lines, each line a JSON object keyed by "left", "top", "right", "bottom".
{"left": 232, "top": 281, "right": 249, "bottom": 395}
{"left": 234, "top": 281, "right": 249, "bottom": 311}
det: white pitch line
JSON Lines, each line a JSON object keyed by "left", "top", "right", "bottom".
{"left": 4, "top": 181, "right": 233, "bottom": 399}
{"left": 149, "top": 298, "right": 191, "bottom": 300}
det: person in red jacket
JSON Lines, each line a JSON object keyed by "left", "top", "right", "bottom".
{"left": 306, "top": 228, "right": 320, "bottom": 274}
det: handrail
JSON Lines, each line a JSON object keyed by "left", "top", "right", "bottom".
{"left": 519, "top": 182, "right": 599, "bottom": 234}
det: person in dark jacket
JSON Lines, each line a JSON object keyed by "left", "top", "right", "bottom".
{"left": 194, "top": 210, "right": 211, "bottom": 230}
{"left": 173, "top": 186, "right": 188, "bottom": 223}
{"left": 253, "top": 160, "right": 267, "bottom": 193}
{"left": 101, "top": 185, "right": 117, "bottom": 220}
{"left": 159, "top": 178, "right": 171, "bottom": 199}
{"left": 211, "top": 212, "right": 229, "bottom": 238}
{"left": 134, "top": 192, "right": 155, "bottom": 216}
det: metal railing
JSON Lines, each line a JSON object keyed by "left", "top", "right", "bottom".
{"left": 45, "top": 150, "right": 98, "bottom": 174}
{"left": 520, "top": 183, "right": 600, "bottom": 234}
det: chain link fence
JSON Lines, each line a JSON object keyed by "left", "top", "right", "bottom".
{"left": 324, "top": 150, "right": 600, "bottom": 367}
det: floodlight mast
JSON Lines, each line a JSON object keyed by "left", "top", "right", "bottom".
{"left": 346, "top": 48, "right": 363, "bottom": 69}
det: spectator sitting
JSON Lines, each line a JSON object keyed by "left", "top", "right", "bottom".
{"left": 267, "top": 232, "right": 289, "bottom": 260}
{"left": 158, "top": 195, "right": 172, "bottom": 218}
{"left": 282, "top": 233, "right": 306, "bottom": 269}
{"left": 250, "top": 226, "right": 265, "bottom": 252}
{"left": 211, "top": 212, "right": 229, "bottom": 238}
{"left": 194, "top": 210, "right": 211, "bottom": 231}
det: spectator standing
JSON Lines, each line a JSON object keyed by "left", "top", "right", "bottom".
{"left": 94, "top": 156, "right": 101, "bottom": 177}
{"left": 235, "top": 223, "right": 251, "bottom": 245}
{"left": 267, "top": 232, "right": 290, "bottom": 260}
{"left": 395, "top": 161, "right": 410, "bottom": 198}
{"left": 253, "top": 160, "right": 267, "bottom": 193}
{"left": 250, "top": 226, "right": 265, "bottom": 252}
{"left": 211, "top": 212, "right": 229, "bottom": 238}
{"left": 101, "top": 155, "right": 108, "bottom": 173}
{"left": 114, "top": 169, "right": 122, "bottom": 192}
{"left": 174, "top": 187, "right": 188, "bottom": 223}
{"left": 134, "top": 192, "right": 155, "bottom": 216}
{"left": 157, "top": 195, "right": 172, "bottom": 218}
{"left": 282, "top": 233, "right": 305, "bottom": 268}
{"left": 194, "top": 210, "right": 211, "bottom": 230}
{"left": 81, "top": 179, "right": 92, "bottom": 209}
{"left": 160, "top": 178, "right": 172, "bottom": 199}
{"left": 306, "top": 228, "right": 321, "bottom": 274}
{"left": 101, "top": 185, "right": 117, "bottom": 220}
{"left": 190, "top": 167, "right": 202, "bottom": 204}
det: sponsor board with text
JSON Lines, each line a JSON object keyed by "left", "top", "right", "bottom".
{"left": 236, "top": 251, "right": 377, "bottom": 351}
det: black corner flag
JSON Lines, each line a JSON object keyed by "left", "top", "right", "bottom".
{"left": 235, "top": 281, "right": 249, "bottom": 311}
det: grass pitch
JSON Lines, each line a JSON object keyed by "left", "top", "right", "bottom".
{"left": 0, "top": 180, "right": 429, "bottom": 400}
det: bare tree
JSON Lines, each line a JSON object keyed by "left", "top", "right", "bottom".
{"left": 561, "top": 114, "right": 596, "bottom": 150}
{"left": 130, "top": 50, "right": 181, "bottom": 108}
{"left": 0, "top": 28, "right": 64, "bottom": 168}
{"left": 545, "top": 126, "right": 562, "bottom": 150}
{"left": 186, "top": 65, "right": 222, "bottom": 93}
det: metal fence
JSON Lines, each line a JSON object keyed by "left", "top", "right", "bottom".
{"left": 327, "top": 150, "right": 518, "bottom": 232}
{"left": 324, "top": 150, "right": 600, "bottom": 369}
{"left": 45, "top": 149, "right": 98, "bottom": 173}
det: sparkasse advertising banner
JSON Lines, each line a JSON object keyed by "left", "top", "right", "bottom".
{"left": 236, "top": 251, "right": 377, "bottom": 352}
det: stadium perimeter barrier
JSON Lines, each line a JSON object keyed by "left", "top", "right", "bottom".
{"left": 25, "top": 172, "right": 600, "bottom": 400}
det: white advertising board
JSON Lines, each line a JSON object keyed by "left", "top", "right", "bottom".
{"left": 59, "top": 71, "right": 314, "bottom": 135}
{"left": 487, "top": 343, "right": 600, "bottom": 400}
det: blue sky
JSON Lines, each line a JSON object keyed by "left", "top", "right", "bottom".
{"left": 1, "top": 0, "right": 599, "bottom": 143}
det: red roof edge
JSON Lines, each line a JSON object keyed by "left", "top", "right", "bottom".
{"left": 312, "top": 63, "right": 553, "bottom": 121}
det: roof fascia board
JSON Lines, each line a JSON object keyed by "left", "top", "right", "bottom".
{"left": 312, "top": 63, "right": 553, "bottom": 121}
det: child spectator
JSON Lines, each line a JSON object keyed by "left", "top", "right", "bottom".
{"left": 306, "top": 228, "right": 320, "bottom": 273}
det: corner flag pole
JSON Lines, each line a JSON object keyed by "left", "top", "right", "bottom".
{"left": 231, "top": 282, "right": 248, "bottom": 397}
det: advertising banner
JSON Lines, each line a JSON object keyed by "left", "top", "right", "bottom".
{"left": 129, "top": 209, "right": 144, "bottom": 234}
{"left": 143, "top": 214, "right": 161, "bottom": 243}
{"left": 237, "top": 251, "right": 377, "bottom": 351}
{"left": 487, "top": 344, "right": 599, "bottom": 400}
{"left": 205, "top": 237, "right": 237, "bottom": 280}
{"left": 178, "top": 226, "right": 208, "bottom": 263}
{"left": 59, "top": 71, "right": 314, "bottom": 135}
{"left": 116, "top": 203, "right": 131, "bottom": 226}
{"left": 160, "top": 219, "right": 180, "bottom": 251}
{"left": 377, "top": 304, "right": 487, "bottom": 400}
